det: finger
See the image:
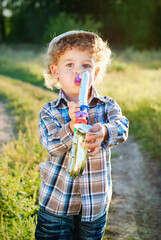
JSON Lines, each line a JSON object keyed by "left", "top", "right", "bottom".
{"left": 68, "top": 101, "right": 81, "bottom": 108}
{"left": 88, "top": 147, "right": 100, "bottom": 156}
{"left": 89, "top": 123, "right": 102, "bottom": 133}
{"left": 85, "top": 134, "right": 97, "bottom": 142}
{"left": 86, "top": 130, "right": 103, "bottom": 141}
{"left": 69, "top": 107, "right": 80, "bottom": 116}
{"left": 67, "top": 101, "right": 74, "bottom": 108}
{"left": 85, "top": 138, "right": 102, "bottom": 148}
{"left": 72, "top": 107, "right": 80, "bottom": 113}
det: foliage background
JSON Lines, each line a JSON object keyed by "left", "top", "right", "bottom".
{"left": 0, "top": 0, "right": 161, "bottom": 49}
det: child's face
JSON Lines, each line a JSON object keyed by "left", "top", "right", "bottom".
{"left": 51, "top": 48, "right": 99, "bottom": 101}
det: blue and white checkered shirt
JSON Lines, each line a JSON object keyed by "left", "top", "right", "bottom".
{"left": 39, "top": 87, "right": 129, "bottom": 222}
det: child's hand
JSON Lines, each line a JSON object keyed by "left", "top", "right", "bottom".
{"left": 68, "top": 101, "right": 81, "bottom": 132}
{"left": 85, "top": 123, "right": 109, "bottom": 156}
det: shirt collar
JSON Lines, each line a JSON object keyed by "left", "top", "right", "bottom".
{"left": 54, "top": 87, "right": 107, "bottom": 107}
{"left": 54, "top": 89, "right": 69, "bottom": 107}
{"left": 88, "top": 87, "right": 107, "bottom": 105}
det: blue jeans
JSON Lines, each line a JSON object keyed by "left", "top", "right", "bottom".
{"left": 35, "top": 206, "right": 107, "bottom": 240}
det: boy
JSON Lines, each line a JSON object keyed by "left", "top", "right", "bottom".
{"left": 35, "top": 30, "right": 129, "bottom": 240}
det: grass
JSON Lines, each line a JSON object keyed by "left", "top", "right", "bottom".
{"left": 0, "top": 75, "right": 57, "bottom": 239}
{"left": 111, "top": 47, "right": 161, "bottom": 70}
{"left": 97, "top": 61, "right": 161, "bottom": 160}
{"left": 0, "top": 44, "right": 161, "bottom": 239}
{"left": 0, "top": 44, "right": 44, "bottom": 87}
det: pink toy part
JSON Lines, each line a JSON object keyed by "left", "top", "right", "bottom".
{"left": 76, "top": 111, "right": 88, "bottom": 118}
{"left": 75, "top": 74, "right": 82, "bottom": 83}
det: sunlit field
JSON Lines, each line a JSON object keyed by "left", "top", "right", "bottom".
{"left": 0, "top": 45, "right": 161, "bottom": 239}
{"left": 98, "top": 48, "right": 161, "bottom": 160}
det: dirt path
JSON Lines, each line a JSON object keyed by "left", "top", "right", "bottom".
{"left": 0, "top": 101, "right": 15, "bottom": 152}
{"left": 107, "top": 136, "right": 161, "bottom": 240}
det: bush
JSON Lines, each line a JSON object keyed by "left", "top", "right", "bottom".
{"left": 43, "top": 12, "right": 102, "bottom": 42}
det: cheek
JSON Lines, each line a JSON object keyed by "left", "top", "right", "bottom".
{"left": 88, "top": 70, "right": 95, "bottom": 85}
{"left": 59, "top": 69, "right": 71, "bottom": 78}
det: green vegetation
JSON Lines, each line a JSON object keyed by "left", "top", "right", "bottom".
{"left": 103, "top": 225, "right": 118, "bottom": 240}
{"left": 0, "top": 45, "right": 161, "bottom": 239}
{"left": 1, "top": 0, "right": 161, "bottom": 49}
{"left": 0, "top": 74, "right": 56, "bottom": 239}
{"left": 97, "top": 48, "right": 161, "bottom": 160}
{"left": 0, "top": 45, "right": 44, "bottom": 87}
{"left": 43, "top": 12, "right": 102, "bottom": 43}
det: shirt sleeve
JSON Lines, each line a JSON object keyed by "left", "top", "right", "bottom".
{"left": 102, "top": 99, "right": 129, "bottom": 148}
{"left": 39, "top": 105, "right": 73, "bottom": 157}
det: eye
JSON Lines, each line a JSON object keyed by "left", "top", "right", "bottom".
{"left": 66, "top": 63, "right": 74, "bottom": 67}
{"left": 83, "top": 64, "right": 91, "bottom": 68}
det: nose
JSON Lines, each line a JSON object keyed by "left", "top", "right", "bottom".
{"left": 74, "top": 66, "right": 83, "bottom": 76}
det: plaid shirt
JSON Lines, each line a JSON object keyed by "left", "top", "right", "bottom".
{"left": 39, "top": 87, "right": 129, "bottom": 222}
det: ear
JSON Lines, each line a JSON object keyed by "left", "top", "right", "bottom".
{"left": 94, "top": 67, "right": 100, "bottom": 79}
{"left": 51, "top": 64, "right": 59, "bottom": 78}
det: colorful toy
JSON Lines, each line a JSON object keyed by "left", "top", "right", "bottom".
{"left": 68, "top": 71, "right": 90, "bottom": 179}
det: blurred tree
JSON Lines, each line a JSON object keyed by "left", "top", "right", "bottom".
{"left": 156, "top": 0, "right": 161, "bottom": 47}
{"left": 6, "top": 0, "right": 60, "bottom": 43}
{"left": 0, "top": 0, "right": 6, "bottom": 41}
{"left": 59, "top": 0, "right": 161, "bottom": 49}
{"left": 0, "top": 0, "right": 27, "bottom": 41}
{"left": 0, "top": 0, "right": 161, "bottom": 48}
{"left": 113, "top": 0, "right": 159, "bottom": 49}
{"left": 43, "top": 12, "right": 102, "bottom": 43}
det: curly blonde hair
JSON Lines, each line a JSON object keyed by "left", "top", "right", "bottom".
{"left": 43, "top": 31, "right": 111, "bottom": 89}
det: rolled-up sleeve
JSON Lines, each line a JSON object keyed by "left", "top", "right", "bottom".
{"left": 39, "top": 105, "right": 73, "bottom": 157}
{"left": 102, "top": 99, "right": 129, "bottom": 148}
